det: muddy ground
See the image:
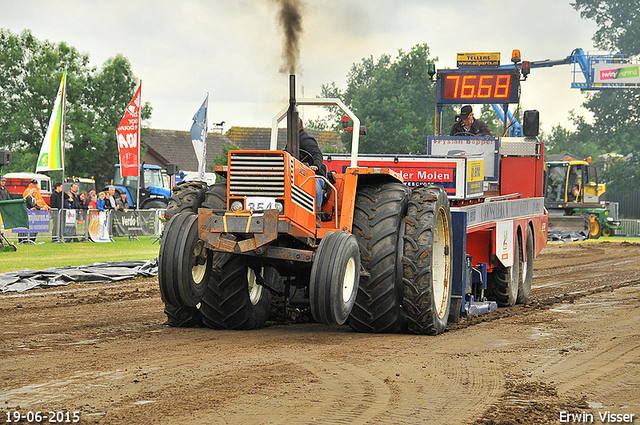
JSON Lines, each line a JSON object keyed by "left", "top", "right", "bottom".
{"left": 1, "top": 241, "right": 639, "bottom": 424}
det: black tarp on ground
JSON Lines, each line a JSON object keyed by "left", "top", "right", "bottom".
{"left": 0, "top": 259, "right": 158, "bottom": 293}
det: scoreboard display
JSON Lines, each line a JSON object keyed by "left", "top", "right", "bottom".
{"left": 437, "top": 69, "right": 520, "bottom": 104}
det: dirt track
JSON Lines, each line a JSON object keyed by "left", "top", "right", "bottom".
{"left": 1, "top": 241, "right": 639, "bottom": 424}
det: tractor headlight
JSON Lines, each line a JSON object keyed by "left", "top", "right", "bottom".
{"left": 275, "top": 200, "right": 284, "bottom": 214}
{"left": 231, "top": 200, "right": 244, "bottom": 211}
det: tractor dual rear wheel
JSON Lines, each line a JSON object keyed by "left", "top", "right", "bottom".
{"left": 349, "top": 182, "right": 409, "bottom": 333}
{"left": 199, "top": 256, "right": 272, "bottom": 330}
{"left": 402, "top": 185, "right": 453, "bottom": 335}
{"left": 164, "top": 181, "right": 208, "bottom": 221}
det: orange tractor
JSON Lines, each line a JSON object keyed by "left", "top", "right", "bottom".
{"left": 159, "top": 76, "right": 453, "bottom": 334}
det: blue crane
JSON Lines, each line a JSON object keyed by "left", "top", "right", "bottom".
{"left": 493, "top": 48, "right": 634, "bottom": 136}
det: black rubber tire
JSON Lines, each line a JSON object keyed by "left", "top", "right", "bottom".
{"left": 602, "top": 226, "right": 612, "bottom": 237}
{"left": 141, "top": 199, "right": 168, "bottom": 210}
{"left": 402, "top": 185, "right": 453, "bottom": 335}
{"left": 158, "top": 212, "right": 211, "bottom": 307}
{"left": 164, "top": 181, "right": 207, "bottom": 220}
{"left": 164, "top": 303, "right": 201, "bottom": 327}
{"left": 487, "top": 234, "right": 521, "bottom": 307}
{"left": 516, "top": 228, "right": 534, "bottom": 304}
{"left": 310, "top": 231, "right": 361, "bottom": 326}
{"left": 199, "top": 256, "right": 272, "bottom": 330}
{"left": 201, "top": 181, "right": 227, "bottom": 210}
{"left": 349, "top": 182, "right": 409, "bottom": 333}
{"left": 589, "top": 216, "right": 602, "bottom": 239}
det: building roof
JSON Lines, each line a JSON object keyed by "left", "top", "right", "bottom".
{"left": 546, "top": 152, "right": 584, "bottom": 162}
{"left": 142, "top": 129, "right": 233, "bottom": 172}
{"left": 224, "top": 127, "right": 344, "bottom": 152}
{"left": 142, "top": 126, "right": 344, "bottom": 173}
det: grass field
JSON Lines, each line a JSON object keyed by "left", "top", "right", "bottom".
{"left": 0, "top": 236, "right": 160, "bottom": 273}
{"left": 1, "top": 234, "right": 637, "bottom": 275}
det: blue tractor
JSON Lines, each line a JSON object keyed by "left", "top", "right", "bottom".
{"left": 110, "top": 164, "right": 170, "bottom": 209}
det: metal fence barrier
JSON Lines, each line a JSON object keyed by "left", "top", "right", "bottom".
{"left": 0, "top": 209, "right": 167, "bottom": 244}
{"left": 618, "top": 219, "right": 640, "bottom": 237}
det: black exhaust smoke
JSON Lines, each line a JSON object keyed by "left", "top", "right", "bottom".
{"left": 286, "top": 74, "right": 299, "bottom": 158}
{"left": 273, "top": 0, "right": 303, "bottom": 157}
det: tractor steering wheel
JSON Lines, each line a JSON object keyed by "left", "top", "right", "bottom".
{"left": 299, "top": 148, "right": 314, "bottom": 167}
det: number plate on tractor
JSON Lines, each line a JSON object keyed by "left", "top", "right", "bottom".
{"left": 246, "top": 197, "right": 277, "bottom": 211}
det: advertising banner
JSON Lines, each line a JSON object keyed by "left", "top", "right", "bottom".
{"left": 9, "top": 210, "right": 50, "bottom": 234}
{"left": 117, "top": 83, "right": 142, "bottom": 177}
{"left": 593, "top": 63, "right": 640, "bottom": 84}
{"left": 88, "top": 211, "right": 111, "bottom": 242}
{"left": 111, "top": 210, "right": 156, "bottom": 237}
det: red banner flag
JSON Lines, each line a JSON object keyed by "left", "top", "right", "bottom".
{"left": 117, "top": 83, "right": 141, "bottom": 177}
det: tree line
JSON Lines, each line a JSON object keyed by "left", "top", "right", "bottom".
{"left": 0, "top": 29, "right": 151, "bottom": 187}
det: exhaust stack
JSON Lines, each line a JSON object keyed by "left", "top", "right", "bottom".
{"left": 286, "top": 74, "right": 299, "bottom": 159}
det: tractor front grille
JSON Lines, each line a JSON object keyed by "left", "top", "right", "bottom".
{"left": 229, "top": 154, "right": 285, "bottom": 197}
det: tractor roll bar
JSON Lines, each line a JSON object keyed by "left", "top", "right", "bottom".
{"left": 271, "top": 98, "right": 361, "bottom": 168}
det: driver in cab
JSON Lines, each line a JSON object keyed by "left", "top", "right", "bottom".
{"left": 450, "top": 105, "right": 492, "bottom": 136}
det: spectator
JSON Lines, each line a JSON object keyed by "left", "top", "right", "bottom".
{"left": 24, "top": 188, "right": 41, "bottom": 210}
{"left": 49, "top": 182, "right": 64, "bottom": 242}
{"left": 20, "top": 187, "right": 41, "bottom": 243}
{"left": 116, "top": 192, "right": 130, "bottom": 212}
{"left": 88, "top": 193, "right": 98, "bottom": 210}
{"left": 22, "top": 180, "right": 50, "bottom": 210}
{"left": 79, "top": 191, "right": 90, "bottom": 210}
{"left": 50, "top": 183, "right": 63, "bottom": 209}
{"left": 96, "top": 192, "right": 106, "bottom": 211}
{"left": 63, "top": 192, "right": 74, "bottom": 209}
{"left": 0, "top": 176, "right": 10, "bottom": 201}
{"left": 106, "top": 186, "right": 119, "bottom": 210}
{"left": 69, "top": 183, "right": 81, "bottom": 209}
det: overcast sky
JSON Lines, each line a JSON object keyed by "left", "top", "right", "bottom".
{"left": 2, "top": 0, "right": 599, "bottom": 136}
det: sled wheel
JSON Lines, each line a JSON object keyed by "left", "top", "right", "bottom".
{"left": 487, "top": 234, "right": 520, "bottom": 307}
{"left": 158, "top": 212, "right": 211, "bottom": 307}
{"left": 310, "top": 231, "right": 360, "bottom": 326}
{"left": 516, "top": 228, "right": 534, "bottom": 304}
{"left": 200, "top": 256, "right": 271, "bottom": 330}
{"left": 402, "top": 185, "right": 453, "bottom": 335}
{"left": 349, "top": 182, "right": 409, "bottom": 333}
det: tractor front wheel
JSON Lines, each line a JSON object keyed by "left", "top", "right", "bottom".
{"left": 310, "top": 231, "right": 360, "bottom": 326}
{"left": 158, "top": 212, "right": 211, "bottom": 308}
